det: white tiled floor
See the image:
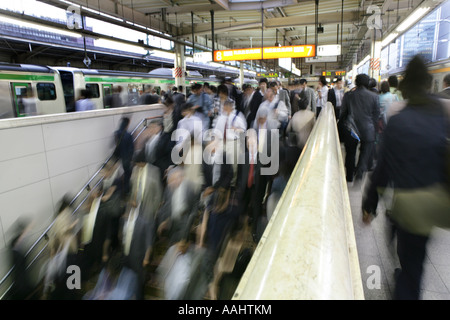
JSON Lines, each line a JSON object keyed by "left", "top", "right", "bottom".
{"left": 348, "top": 175, "right": 450, "bottom": 300}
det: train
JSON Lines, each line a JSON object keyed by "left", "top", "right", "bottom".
{"left": 0, "top": 63, "right": 235, "bottom": 119}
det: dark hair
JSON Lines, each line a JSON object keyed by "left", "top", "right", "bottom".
{"left": 369, "top": 78, "right": 377, "bottom": 89}
{"left": 203, "top": 82, "right": 210, "bottom": 89}
{"left": 398, "top": 55, "right": 432, "bottom": 104}
{"left": 443, "top": 74, "right": 450, "bottom": 86}
{"left": 380, "top": 81, "right": 390, "bottom": 94}
{"left": 335, "top": 77, "right": 342, "bottom": 83}
{"left": 268, "top": 81, "right": 278, "bottom": 88}
{"left": 259, "top": 78, "right": 268, "bottom": 84}
{"left": 299, "top": 79, "right": 307, "bottom": 85}
{"left": 191, "top": 83, "right": 202, "bottom": 91}
{"left": 242, "top": 83, "right": 253, "bottom": 91}
{"left": 388, "top": 75, "right": 399, "bottom": 88}
{"left": 210, "top": 85, "right": 217, "bottom": 94}
{"left": 164, "top": 96, "right": 174, "bottom": 107}
{"left": 319, "top": 76, "right": 327, "bottom": 86}
{"left": 355, "top": 74, "right": 370, "bottom": 88}
{"left": 118, "top": 117, "right": 130, "bottom": 131}
{"left": 178, "top": 85, "right": 183, "bottom": 92}
{"left": 181, "top": 102, "right": 194, "bottom": 112}
{"left": 172, "top": 86, "right": 178, "bottom": 92}
{"left": 217, "top": 84, "right": 229, "bottom": 96}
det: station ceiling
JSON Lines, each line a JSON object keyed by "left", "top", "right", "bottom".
{"left": 23, "top": 0, "right": 440, "bottom": 71}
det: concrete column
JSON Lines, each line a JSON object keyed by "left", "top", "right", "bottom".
{"left": 370, "top": 40, "right": 382, "bottom": 82}
{"left": 174, "top": 43, "right": 186, "bottom": 94}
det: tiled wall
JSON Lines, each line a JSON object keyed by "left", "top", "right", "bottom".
{"left": 0, "top": 105, "right": 164, "bottom": 288}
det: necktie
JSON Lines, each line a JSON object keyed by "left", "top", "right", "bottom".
{"left": 247, "top": 155, "right": 254, "bottom": 188}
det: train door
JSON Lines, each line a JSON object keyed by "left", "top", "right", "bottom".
{"left": 102, "top": 84, "right": 113, "bottom": 108}
{"left": 59, "top": 70, "right": 75, "bottom": 112}
{"left": 10, "top": 82, "right": 32, "bottom": 117}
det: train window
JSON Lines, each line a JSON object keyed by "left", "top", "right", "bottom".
{"left": 86, "top": 83, "right": 100, "bottom": 98}
{"left": 37, "top": 83, "right": 57, "bottom": 101}
{"left": 10, "top": 83, "right": 33, "bottom": 117}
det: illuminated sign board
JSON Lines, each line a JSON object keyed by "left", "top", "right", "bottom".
{"left": 317, "top": 44, "right": 341, "bottom": 56}
{"left": 256, "top": 73, "right": 279, "bottom": 78}
{"left": 193, "top": 52, "right": 212, "bottom": 63}
{"left": 214, "top": 45, "right": 315, "bottom": 62}
{"left": 322, "top": 71, "right": 346, "bottom": 77}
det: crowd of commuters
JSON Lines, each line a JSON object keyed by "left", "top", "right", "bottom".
{"left": 6, "top": 56, "right": 449, "bottom": 300}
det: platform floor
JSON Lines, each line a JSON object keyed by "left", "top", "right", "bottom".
{"left": 348, "top": 175, "right": 450, "bottom": 300}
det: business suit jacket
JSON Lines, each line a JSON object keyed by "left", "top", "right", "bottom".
{"left": 340, "top": 87, "right": 380, "bottom": 142}
{"left": 278, "top": 89, "right": 292, "bottom": 117}
{"left": 246, "top": 89, "right": 264, "bottom": 129}
{"left": 301, "top": 87, "right": 317, "bottom": 114}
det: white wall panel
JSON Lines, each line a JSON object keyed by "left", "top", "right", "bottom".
{"left": 0, "top": 125, "right": 44, "bottom": 162}
{"left": 42, "top": 116, "right": 115, "bottom": 151}
{"left": 49, "top": 167, "right": 91, "bottom": 212}
{"left": 0, "top": 153, "right": 49, "bottom": 195}
{"left": 45, "top": 138, "right": 113, "bottom": 178}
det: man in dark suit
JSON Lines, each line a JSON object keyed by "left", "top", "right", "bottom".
{"left": 339, "top": 73, "right": 380, "bottom": 182}
{"left": 438, "top": 74, "right": 450, "bottom": 99}
{"left": 246, "top": 78, "right": 266, "bottom": 128}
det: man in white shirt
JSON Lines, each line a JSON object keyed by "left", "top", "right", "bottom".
{"left": 316, "top": 76, "right": 329, "bottom": 118}
{"left": 327, "top": 77, "right": 345, "bottom": 119}
{"left": 176, "top": 102, "right": 204, "bottom": 145}
{"left": 256, "top": 88, "right": 288, "bottom": 130}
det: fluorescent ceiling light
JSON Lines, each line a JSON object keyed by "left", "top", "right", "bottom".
{"left": 396, "top": 6, "right": 431, "bottom": 32}
{"left": 381, "top": 32, "right": 398, "bottom": 47}
{"left": 0, "top": 15, "right": 82, "bottom": 38}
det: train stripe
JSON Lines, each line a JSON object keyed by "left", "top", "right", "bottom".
{"left": 0, "top": 74, "right": 54, "bottom": 81}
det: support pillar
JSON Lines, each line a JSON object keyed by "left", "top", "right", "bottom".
{"left": 174, "top": 43, "right": 186, "bottom": 94}
{"left": 369, "top": 40, "right": 382, "bottom": 82}
{"left": 239, "top": 63, "right": 244, "bottom": 90}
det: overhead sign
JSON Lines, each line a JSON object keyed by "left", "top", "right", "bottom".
{"left": 193, "top": 52, "right": 212, "bottom": 63}
{"left": 279, "top": 58, "right": 292, "bottom": 70}
{"left": 214, "top": 45, "right": 315, "bottom": 62}
{"left": 322, "top": 70, "right": 346, "bottom": 77}
{"left": 317, "top": 44, "right": 341, "bottom": 56}
{"left": 256, "top": 72, "right": 279, "bottom": 78}
{"left": 305, "top": 56, "right": 338, "bottom": 63}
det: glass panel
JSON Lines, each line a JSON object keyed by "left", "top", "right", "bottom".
{"left": 85, "top": 83, "right": 100, "bottom": 98}
{"left": 36, "top": 83, "right": 56, "bottom": 100}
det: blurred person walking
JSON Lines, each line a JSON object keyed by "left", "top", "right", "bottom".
{"left": 339, "top": 73, "right": 380, "bottom": 182}
{"left": 362, "top": 55, "right": 450, "bottom": 300}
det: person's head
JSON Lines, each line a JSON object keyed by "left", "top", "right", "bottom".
{"left": 178, "top": 85, "right": 183, "bottom": 93}
{"left": 144, "top": 84, "right": 152, "bottom": 93}
{"left": 380, "top": 81, "right": 390, "bottom": 94}
{"left": 318, "top": 76, "right": 327, "bottom": 87}
{"left": 223, "top": 100, "right": 234, "bottom": 115}
{"left": 388, "top": 75, "right": 399, "bottom": 89}
{"left": 217, "top": 84, "right": 229, "bottom": 99}
{"left": 299, "top": 79, "right": 308, "bottom": 89}
{"left": 355, "top": 74, "right": 370, "bottom": 89}
{"left": 335, "top": 77, "right": 343, "bottom": 90}
{"left": 181, "top": 102, "right": 194, "bottom": 117}
{"left": 80, "top": 89, "right": 91, "bottom": 99}
{"left": 203, "top": 82, "right": 212, "bottom": 94}
{"left": 190, "top": 83, "right": 202, "bottom": 95}
{"left": 164, "top": 96, "right": 174, "bottom": 109}
{"left": 398, "top": 55, "right": 432, "bottom": 103}
{"left": 259, "top": 78, "right": 268, "bottom": 91}
{"left": 369, "top": 78, "right": 377, "bottom": 90}
{"left": 242, "top": 83, "right": 254, "bottom": 96}
{"left": 268, "top": 81, "right": 278, "bottom": 94}
{"left": 443, "top": 74, "right": 450, "bottom": 88}
{"left": 224, "top": 77, "right": 232, "bottom": 84}
{"left": 257, "top": 107, "right": 269, "bottom": 127}
{"left": 265, "top": 88, "right": 275, "bottom": 102}
{"left": 119, "top": 117, "right": 130, "bottom": 131}
{"left": 172, "top": 86, "right": 178, "bottom": 93}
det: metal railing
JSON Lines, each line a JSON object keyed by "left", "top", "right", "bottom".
{"left": 0, "top": 115, "right": 162, "bottom": 299}
{"left": 233, "top": 103, "right": 364, "bottom": 300}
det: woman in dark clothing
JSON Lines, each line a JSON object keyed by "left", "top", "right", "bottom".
{"left": 362, "top": 55, "right": 450, "bottom": 300}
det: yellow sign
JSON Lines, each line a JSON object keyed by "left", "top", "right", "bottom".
{"left": 322, "top": 71, "right": 346, "bottom": 77}
{"left": 214, "top": 45, "right": 315, "bottom": 62}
